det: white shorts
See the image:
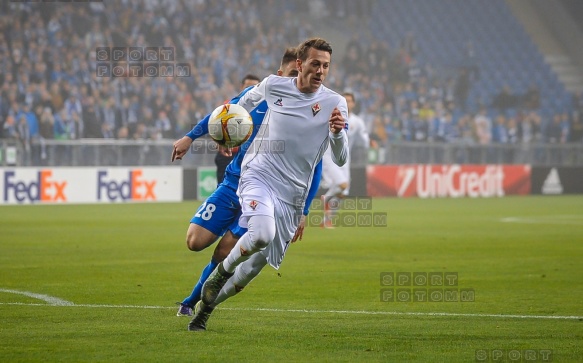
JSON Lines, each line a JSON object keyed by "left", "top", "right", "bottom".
{"left": 238, "top": 174, "right": 301, "bottom": 269}
{"left": 322, "top": 158, "right": 350, "bottom": 188}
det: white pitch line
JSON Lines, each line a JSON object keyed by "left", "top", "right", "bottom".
{"left": 500, "top": 215, "right": 583, "bottom": 225}
{"left": 0, "top": 288, "right": 74, "bottom": 306}
{"left": 0, "top": 302, "right": 581, "bottom": 321}
{"left": 222, "top": 307, "right": 583, "bottom": 320}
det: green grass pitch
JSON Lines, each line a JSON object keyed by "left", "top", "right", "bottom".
{"left": 1, "top": 196, "right": 582, "bottom": 362}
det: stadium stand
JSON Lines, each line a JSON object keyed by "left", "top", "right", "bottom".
{"left": 0, "top": 0, "right": 581, "bottom": 167}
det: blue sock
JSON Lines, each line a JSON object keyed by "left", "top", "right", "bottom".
{"left": 182, "top": 259, "right": 219, "bottom": 308}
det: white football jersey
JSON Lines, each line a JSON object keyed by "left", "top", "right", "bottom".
{"left": 323, "top": 112, "right": 369, "bottom": 163}
{"left": 321, "top": 112, "right": 368, "bottom": 193}
{"left": 237, "top": 75, "right": 349, "bottom": 207}
{"left": 346, "top": 113, "right": 369, "bottom": 150}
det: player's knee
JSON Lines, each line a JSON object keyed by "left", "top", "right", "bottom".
{"left": 186, "top": 235, "right": 203, "bottom": 252}
{"left": 186, "top": 224, "right": 218, "bottom": 252}
{"left": 186, "top": 233, "right": 210, "bottom": 252}
{"left": 250, "top": 222, "right": 275, "bottom": 250}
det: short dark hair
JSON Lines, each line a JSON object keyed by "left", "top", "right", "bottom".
{"left": 281, "top": 47, "right": 297, "bottom": 68}
{"left": 343, "top": 92, "right": 355, "bottom": 102}
{"left": 296, "top": 38, "right": 332, "bottom": 61}
{"left": 241, "top": 74, "right": 260, "bottom": 86}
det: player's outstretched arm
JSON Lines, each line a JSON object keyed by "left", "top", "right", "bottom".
{"left": 172, "top": 88, "right": 254, "bottom": 162}
{"left": 171, "top": 136, "right": 193, "bottom": 161}
{"left": 171, "top": 113, "right": 212, "bottom": 162}
{"left": 171, "top": 113, "right": 212, "bottom": 161}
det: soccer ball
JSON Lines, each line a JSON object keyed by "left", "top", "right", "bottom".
{"left": 208, "top": 104, "right": 253, "bottom": 148}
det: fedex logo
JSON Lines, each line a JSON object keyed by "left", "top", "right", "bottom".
{"left": 97, "top": 169, "right": 156, "bottom": 201}
{"left": 3, "top": 170, "right": 67, "bottom": 203}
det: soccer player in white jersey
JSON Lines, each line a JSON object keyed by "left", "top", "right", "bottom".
{"left": 321, "top": 91, "right": 369, "bottom": 228}
{"left": 171, "top": 49, "right": 322, "bottom": 318}
{"left": 188, "top": 38, "right": 348, "bottom": 331}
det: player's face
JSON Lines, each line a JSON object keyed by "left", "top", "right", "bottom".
{"left": 241, "top": 79, "right": 259, "bottom": 91}
{"left": 278, "top": 60, "right": 298, "bottom": 77}
{"left": 297, "top": 47, "right": 331, "bottom": 93}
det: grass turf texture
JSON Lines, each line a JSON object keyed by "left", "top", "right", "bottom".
{"left": 0, "top": 196, "right": 582, "bottom": 362}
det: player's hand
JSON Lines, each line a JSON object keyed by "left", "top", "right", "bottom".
{"left": 329, "top": 107, "right": 345, "bottom": 134}
{"left": 171, "top": 136, "right": 193, "bottom": 162}
{"left": 218, "top": 145, "right": 232, "bottom": 157}
{"left": 218, "top": 145, "right": 239, "bottom": 157}
{"left": 292, "top": 215, "right": 306, "bottom": 242}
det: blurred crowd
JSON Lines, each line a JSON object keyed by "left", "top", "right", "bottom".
{"left": 1, "top": 0, "right": 582, "bottom": 159}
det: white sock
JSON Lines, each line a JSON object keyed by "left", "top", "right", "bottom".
{"left": 324, "top": 184, "right": 342, "bottom": 199}
{"left": 222, "top": 233, "right": 252, "bottom": 274}
{"left": 210, "top": 253, "right": 268, "bottom": 308}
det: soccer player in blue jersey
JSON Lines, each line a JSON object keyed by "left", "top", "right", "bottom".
{"left": 171, "top": 48, "right": 322, "bottom": 317}
{"left": 214, "top": 74, "right": 261, "bottom": 184}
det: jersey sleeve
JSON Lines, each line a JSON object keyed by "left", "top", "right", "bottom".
{"left": 185, "top": 87, "right": 253, "bottom": 140}
{"left": 349, "top": 116, "right": 370, "bottom": 149}
{"left": 303, "top": 160, "right": 323, "bottom": 216}
{"left": 360, "top": 120, "right": 370, "bottom": 147}
{"left": 337, "top": 96, "right": 349, "bottom": 126}
{"left": 236, "top": 75, "right": 269, "bottom": 112}
{"left": 329, "top": 96, "right": 350, "bottom": 166}
{"left": 185, "top": 114, "right": 210, "bottom": 140}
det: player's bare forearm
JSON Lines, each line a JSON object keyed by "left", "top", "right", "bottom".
{"left": 171, "top": 136, "right": 193, "bottom": 162}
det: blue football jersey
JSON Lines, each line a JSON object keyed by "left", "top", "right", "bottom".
{"left": 186, "top": 86, "right": 266, "bottom": 191}
{"left": 222, "top": 90, "right": 268, "bottom": 191}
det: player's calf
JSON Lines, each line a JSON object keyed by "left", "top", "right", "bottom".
{"left": 212, "top": 230, "right": 239, "bottom": 262}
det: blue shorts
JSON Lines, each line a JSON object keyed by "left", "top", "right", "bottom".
{"left": 190, "top": 183, "right": 247, "bottom": 238}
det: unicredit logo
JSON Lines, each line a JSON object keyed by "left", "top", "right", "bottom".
{"left": 397, "top": 165, "right": 505, "bottom": 198}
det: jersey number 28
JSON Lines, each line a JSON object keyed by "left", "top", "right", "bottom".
{"left": 195, "top": 202, "right": 216, "bottom": 221}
